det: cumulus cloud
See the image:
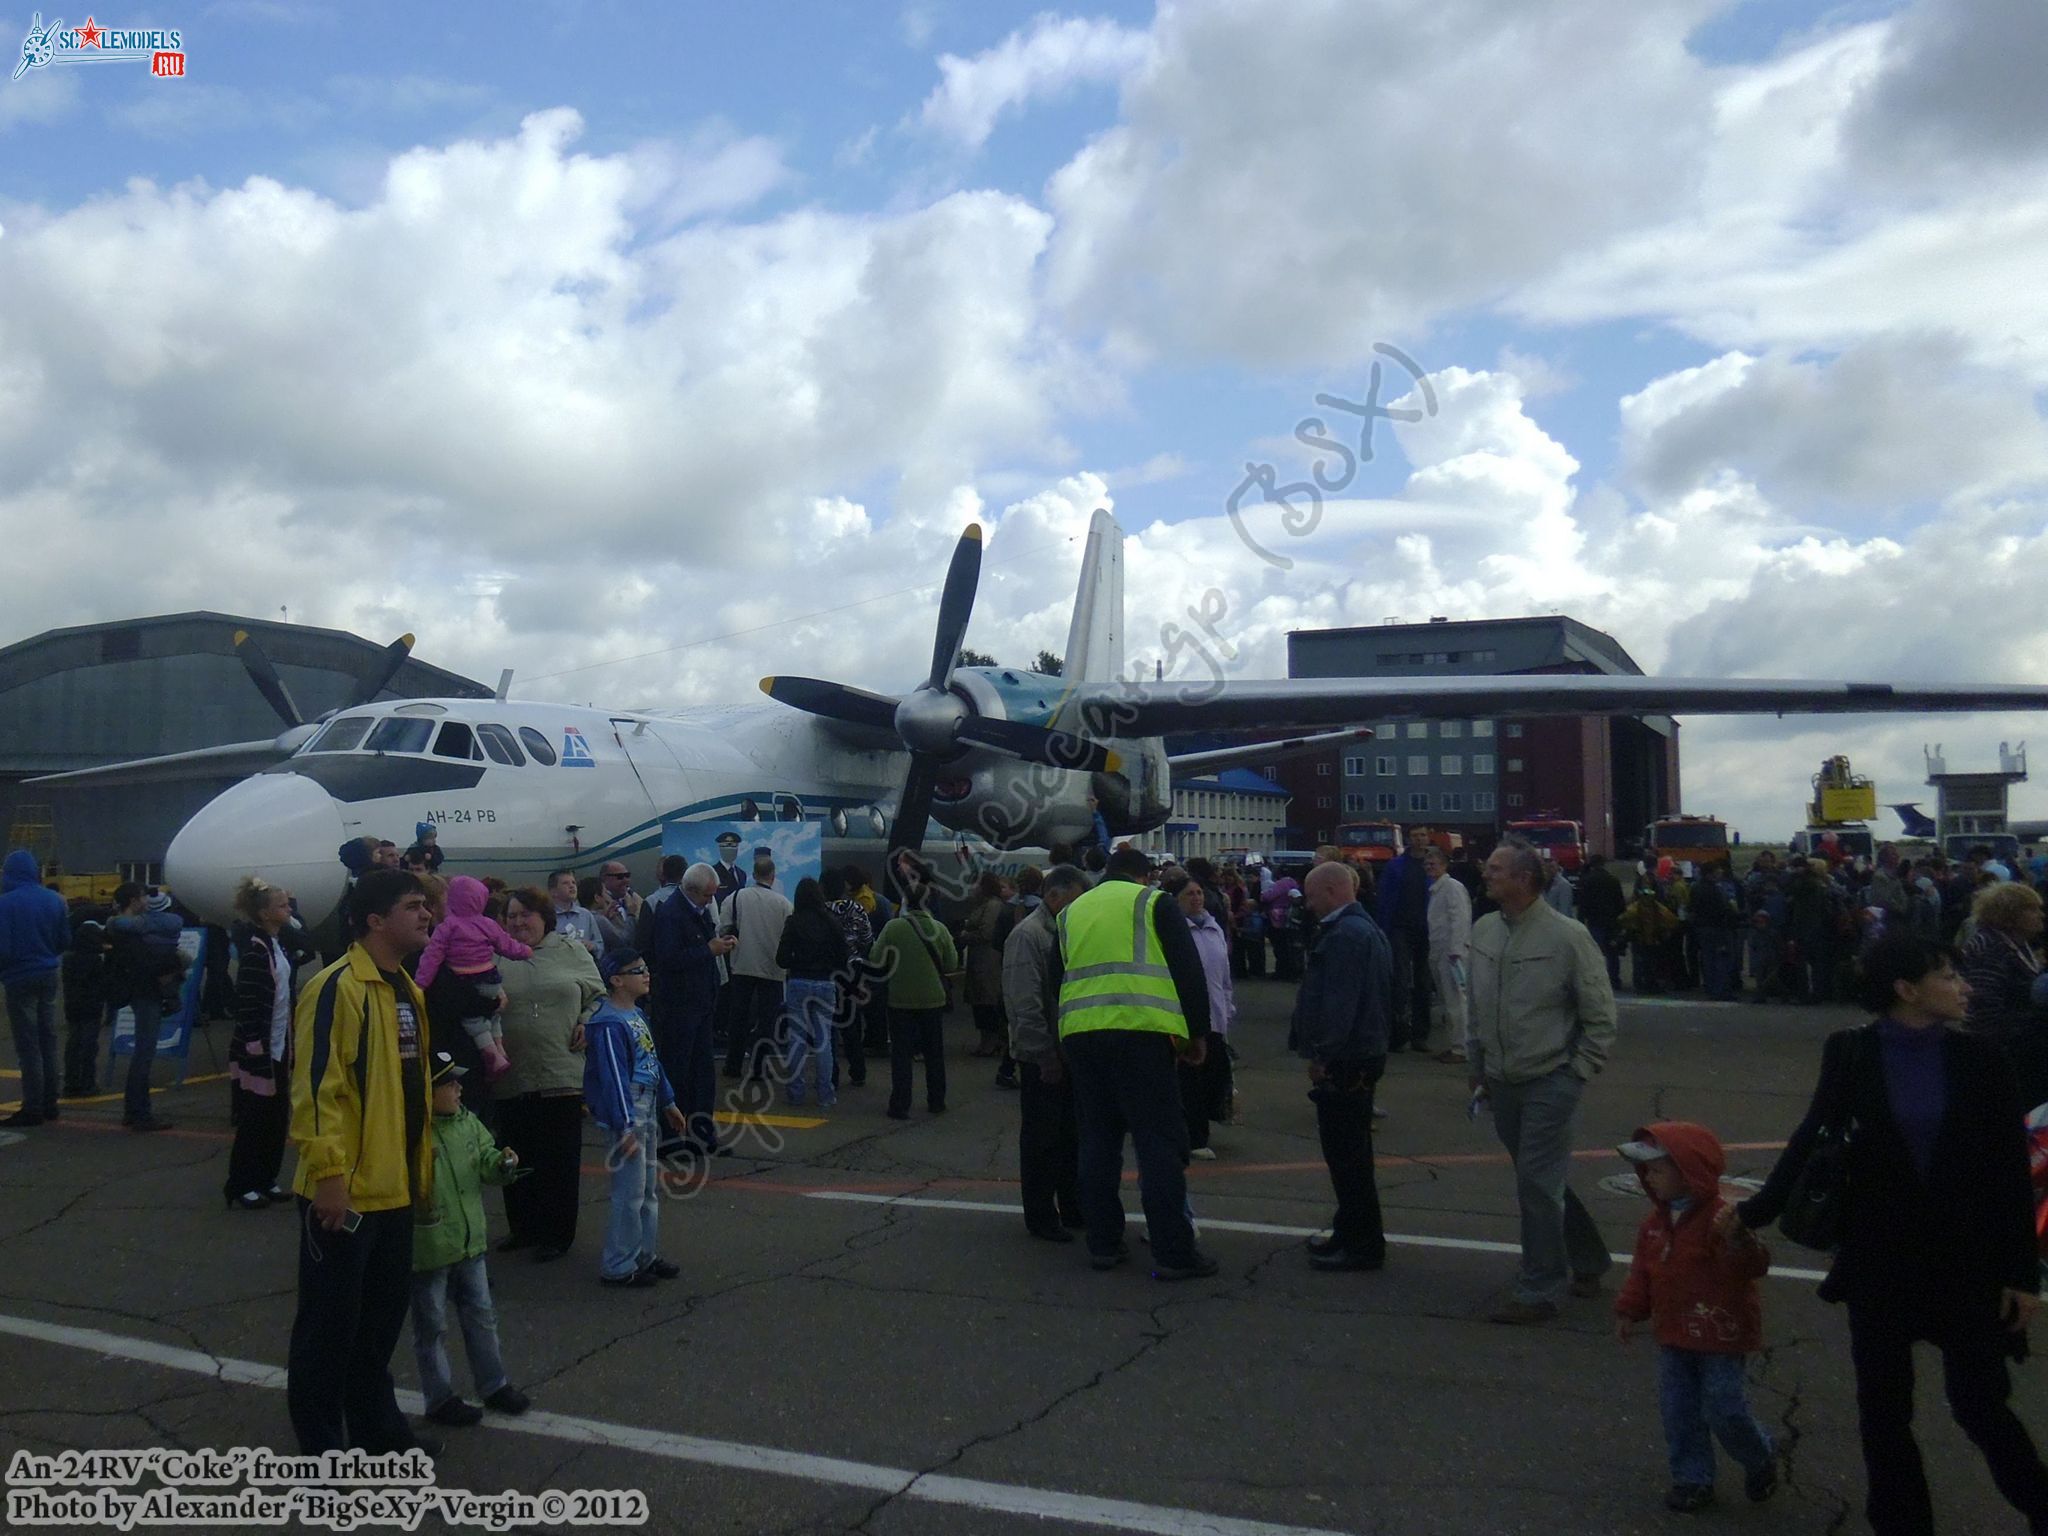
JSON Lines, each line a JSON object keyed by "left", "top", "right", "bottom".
{"left": 1619, "top": 341, "right": 2048, "bottom": 510}
{"left": 1044, "top": 0, "right": 1719, "bottom": 367}
{"left": 919, "top": 14, "right": 1151, "bottom": 149}
{"left": 1844, "top": 0, "right": 2048, "bottom": 176}
{"left": 0, "top": 109, "right": 1079, "bottom": 702}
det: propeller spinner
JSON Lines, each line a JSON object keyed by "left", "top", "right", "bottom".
{"left": 761, "top": 524, "right": 1118, "bottom": 860}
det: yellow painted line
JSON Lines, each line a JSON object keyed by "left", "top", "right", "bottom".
{"left": 714, "top": 1110, "right": 827, "bottom": 1130}
{"left": 0, "top": 1071, "right": 228, "bottom": 1113}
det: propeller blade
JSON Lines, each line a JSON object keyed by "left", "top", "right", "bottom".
{"left": 348, "top": 633, "right": 415, "bottom": 707}
{"left": 956, "top": 717, "right": 1121, "bottom": 774}
{"left": 759, "top": 676, "right": 903, "bottom": 731}
{"left": 233, "top": 629, "right": 302, "bottom": 729}
{"left": 926, "top": 524, "right": 983, "bottom": 691}
{"left": 888, "top": 757, "right": 941, "bottom": 865}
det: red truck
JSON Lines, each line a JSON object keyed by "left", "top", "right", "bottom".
{"left": 1503, "top": 816, "right": 1586, "bottom": 873}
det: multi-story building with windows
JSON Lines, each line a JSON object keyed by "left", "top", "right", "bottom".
{"left": 1136, "top": 766, "right": 1291, "bottom": 863}
{"left": 1273, "top": 616, "right": 1680, "bottom": 857}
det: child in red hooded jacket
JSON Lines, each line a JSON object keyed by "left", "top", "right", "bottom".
{"left": 1614, "top": 1121, "right": 1779, "bottom": 1514}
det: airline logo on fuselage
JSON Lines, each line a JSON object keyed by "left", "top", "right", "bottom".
{"left": 562, "top": 727, "right": 596, "bottom": 767}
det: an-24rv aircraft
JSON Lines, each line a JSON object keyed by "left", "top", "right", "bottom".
{"left": 35, "top": 510, "right": 2048, "bottom": 929}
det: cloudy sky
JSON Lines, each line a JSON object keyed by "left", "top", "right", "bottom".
{"left": 3, "top": 0, "right": 2045, "bottom": 839}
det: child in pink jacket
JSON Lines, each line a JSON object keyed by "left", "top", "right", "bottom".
{"left": 417, "top": 876, "right": 530, "bottom": 1081}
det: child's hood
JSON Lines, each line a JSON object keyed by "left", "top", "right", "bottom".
{"left": 1633, "top": 1119, "right": 1725, "bottom": 1203}
{"left": 445, "top": 876, "right": 488, "bottom": 920}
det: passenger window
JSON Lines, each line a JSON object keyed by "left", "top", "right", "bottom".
{"left": 433, "top": 722, "right": 479, "bottom": 760}
{"left": 308, "top": 717, "right": 372, "bottom": 753}
{"left": 775, "top": 794, "right": 804, "bottom": 822}
{"left": 365, "top": 717, "right": 433, "bottom": 754}
{"left": 477, "top": 724, "right": 525, "bottom": 766}
{"left": 519, "top": 726, "right": 558, "bottom": 766}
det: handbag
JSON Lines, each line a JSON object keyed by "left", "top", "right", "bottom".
{"left": 1777, "top": 1028, "right": 1869, "bottom": 1252}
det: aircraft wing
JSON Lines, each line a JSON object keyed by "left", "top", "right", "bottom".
{"left": 1167, "top": 727, "right": 1376, "bottom": 775}
{"left": 25, "top": 739, "right": 294, "bottom": 789}
{"left": 1067, "top": 676, "right": 2048, "bottom": 737}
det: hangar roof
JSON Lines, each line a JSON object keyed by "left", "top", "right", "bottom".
{"left": 0, "top": 612, "right": 488, "bottom": 775}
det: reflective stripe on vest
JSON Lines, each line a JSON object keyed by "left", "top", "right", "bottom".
{"left": 1056, "top": 881, "right": 1186, "bottom": 1038}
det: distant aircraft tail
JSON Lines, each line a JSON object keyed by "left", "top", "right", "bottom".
{"left": 1060, "top": 508, "right": 1125, "bottom": 685}
{"left": 1889, "top": 802, "right": 1938, "bottom": 838}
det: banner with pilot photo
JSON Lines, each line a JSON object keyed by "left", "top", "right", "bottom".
{"left": 662, "top": 818, "right": 822, "bottom": 892}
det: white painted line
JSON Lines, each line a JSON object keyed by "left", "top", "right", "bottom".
{"left": 0, "top": 1313, "right": 1355, "bottom": 1536}
{"left": 803, "top": 1191, "right": 1832, "bottom": 1283}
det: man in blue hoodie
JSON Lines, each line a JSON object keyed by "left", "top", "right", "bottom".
{"left": 1, "top": 849, "right": 71, "bottom": 1127}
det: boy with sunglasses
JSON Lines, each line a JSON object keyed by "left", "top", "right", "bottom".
{"left": 585, "top": 948, "right": 687, "bottom": 1288}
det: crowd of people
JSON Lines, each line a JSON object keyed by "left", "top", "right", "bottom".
{"left": 8, "top": 819, "right": 2048, "bottom": 1531}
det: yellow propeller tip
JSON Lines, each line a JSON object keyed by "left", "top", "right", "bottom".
{"left": 964, "top": 524, "right": 983, "bottom": 542}
{"left": 759, "top": 676, "right": 777, "bottom": 694}
{"left": 233, "top": 630, "right": 250, "bottom": 645}
{"left": 1105, "top": 750, "right": 1123, "bottom": 773}
{"left": 398, "top": 633, "right": 415, "bottom": 648}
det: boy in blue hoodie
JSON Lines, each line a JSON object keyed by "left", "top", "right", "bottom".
{"left": 584, "top": 948, "right": 686, "bottom": 1288}
{"left": 0, "top": 849, "right": 70, "bottom": 1127}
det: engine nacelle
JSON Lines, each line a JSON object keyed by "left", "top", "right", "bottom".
{"left": 931, "top": 754, "right": 1095, "bottom": 848}
{"left": 930, "top": 667, "right": 1170, "bottom": 847}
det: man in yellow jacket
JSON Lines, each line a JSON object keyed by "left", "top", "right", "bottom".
{"left": 1057, "top": 846, "right": 1216, "bottom": 1281}
{"left": 286, "top": 869, "right": 439, "bottom": 1455}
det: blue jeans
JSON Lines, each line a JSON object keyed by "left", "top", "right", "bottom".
{"left": 601, "top": 1083, "right": 661, "bottom": 1280}
{"left": 1658, "top": 1347, "right": 1772, "bottom": 1486}
{"left": 124, "top": 990, "right": 162, "bottom": 1123}
{"left": 782, "top": 979, "right": 837, "bottom": 1106}
{"left": 1488, "top": 1067, "right": 1611, "bottom": 1305}
{"left": 5, "top": 973, "right": 60, "bottom": 1117}
{"left": 1699, "top": 928, "right": 1739, "bottom": 1000}
{"left": 409, "top": 1254, "right": 506, "bottom": 1410}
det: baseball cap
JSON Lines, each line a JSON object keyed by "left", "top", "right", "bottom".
{"left": 599, "top": 947, "right": 646, "bottom": 984}
{"left": 1615, "top": 1137, "right": 1668, "bottom": 1164}
{"left": 430, "top": 1051, "right": 466, "bottom": 1087}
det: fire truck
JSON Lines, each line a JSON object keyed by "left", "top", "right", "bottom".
{"left": 1332, "top": 821, "right": 1401, "bottom": 867}
{"left": 1502, "top": 814, "right": 1586, "bottom": 872}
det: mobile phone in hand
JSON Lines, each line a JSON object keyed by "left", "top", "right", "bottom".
{"left": 339, "top": 1209, "right": 363, "bottom": 1233}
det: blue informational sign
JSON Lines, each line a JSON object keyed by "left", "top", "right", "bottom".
{"left": 107, "top": 927, "right": 206, "bottom": 1087}
{"left": 662, "top": 818, "right": 823, "bottom": 890}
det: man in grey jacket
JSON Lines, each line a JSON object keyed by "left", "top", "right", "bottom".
{"left": 1003, "top": 865, "right": 1089, "bottom": 1240}
{"left": 1467, "top": 840, "right": 1618, "bottom": 1324}
{"left": 1289, "top": 862, "right": 1393, "bottom": 1272}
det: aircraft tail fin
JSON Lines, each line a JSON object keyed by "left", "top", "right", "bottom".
{"left": 1061, "top": 508, "right": 1125, "bottom": 685}
{"left": 1889, "top": 802, "right": 1938, "bottom": 838}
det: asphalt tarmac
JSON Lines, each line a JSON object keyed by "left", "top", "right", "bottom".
{"left": 2, "top": 980, "right": 2043, "bottom": 1535}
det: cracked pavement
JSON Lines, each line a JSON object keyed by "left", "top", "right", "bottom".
{"left": 3, "top": 987, "right": 2045, "bottom": 1534}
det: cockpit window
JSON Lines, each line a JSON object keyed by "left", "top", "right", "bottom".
{"left": 432, "top": 722, "right": 481, "bottom": 761}
{"left": 307, "top": 716, "right": 373, "bottom": 753}
{"left": 519, "top": 726, "right": 558, "bottom": 766}
{"left": 365, "top": 717, "right": 433, "bottom": 755}
{"left": 477, "top": 723, "right": 525, "bottom": 767}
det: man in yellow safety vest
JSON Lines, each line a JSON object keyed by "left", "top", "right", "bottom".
{"left": 1056, "top": 846, "right": 1216, "bottom": 1280}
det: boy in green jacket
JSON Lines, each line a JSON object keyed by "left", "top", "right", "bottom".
{"left": 412, "top": 1052, "right": 531, "bottom": 1426}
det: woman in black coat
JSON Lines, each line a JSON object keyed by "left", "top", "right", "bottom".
{"left": 1725, "top": 934, "right": 2048, "bottom": 1535}
{"left": 223, "top": 877, "right": 300, "bottom": 1210}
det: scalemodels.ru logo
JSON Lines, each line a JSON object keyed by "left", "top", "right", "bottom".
{"left": 12, "top": 13, "right": 186, "bottom": 82}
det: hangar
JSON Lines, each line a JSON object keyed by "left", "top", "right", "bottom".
{"left": 0, "top": 613, "right": 488, "bottom": 880}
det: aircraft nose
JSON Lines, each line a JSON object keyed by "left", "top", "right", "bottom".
{"left": 166, "top": 772, "right": 348, "bottom": 928}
